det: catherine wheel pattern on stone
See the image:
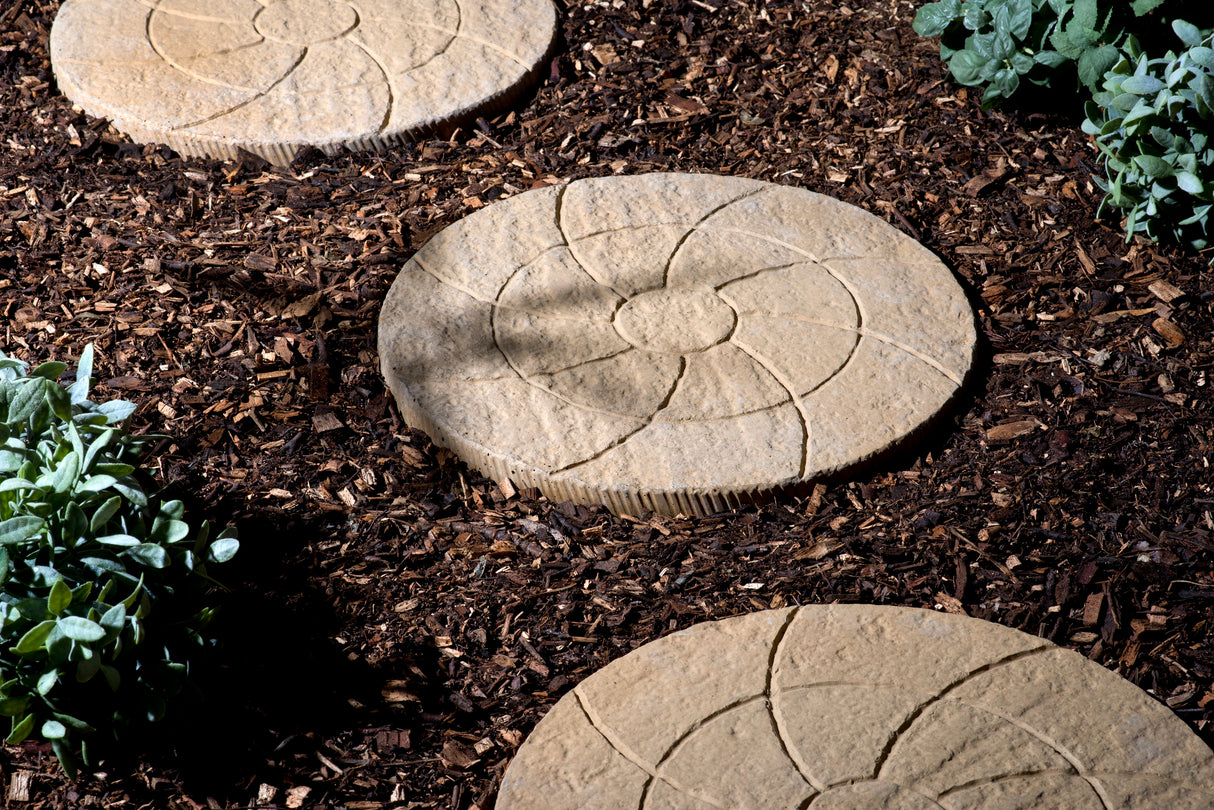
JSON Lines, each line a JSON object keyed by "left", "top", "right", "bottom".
{"left": 49, "top": 0, "right": 557, "bottom": 163}
{"left": 497, "top": 606, "right": 1214, "bottom": 809}
{"left": 378, "top": 173, "right": 977, "bottom": 515}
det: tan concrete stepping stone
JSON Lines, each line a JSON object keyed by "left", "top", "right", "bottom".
{"left": 497, "top": 605, "right": 1214, "bottom": 809}
{"left": 49, "top": 0, "right": 557, "bottom": 164}
{"left": 378, "top": 173, "right": 976, "bottom": 516}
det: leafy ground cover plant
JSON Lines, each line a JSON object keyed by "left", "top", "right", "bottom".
{"left": 0, "top": 345, "right": 238, "bottom": 776}
{"left": 912, "top": 0, "right": 1205, "bottom": 106}
{"left": 1083, "top": 20, "right": 1214, "bottom": 256}
{"left": 913, "top": 0, "right": 1064, "bottom": 106}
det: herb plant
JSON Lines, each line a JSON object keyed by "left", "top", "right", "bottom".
{"left": 912, "top": 0, "right": 1208, "bottom": 106}
{"left": 913, "top": 0, "right": 1064, "bottom": 106}
{"left": 0, "top": 345, "right": 238, "bottom": 776}
{"left": 1083, "top": 20, "right": 1214, "bottom": 255}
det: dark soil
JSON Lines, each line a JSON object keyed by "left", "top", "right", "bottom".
{"left": 3, "top": 0, "right": 1214, "bottom": 806}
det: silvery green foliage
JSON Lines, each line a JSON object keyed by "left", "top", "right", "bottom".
{"left": 913, "top": 0, "right": 1065, "bottom": 106}
{"left": 0, "top": 345, "right": 238, "bottom": 776}
{"left": 912, "top": 0, "right": 1207, "bottom": 107}
{"left": 1083, "top": 21, "right": 1214, "bottom": 255}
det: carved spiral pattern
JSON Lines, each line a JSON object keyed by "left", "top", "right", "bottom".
{"left": 379, "top": 174, "right": 977, "bottom": 515}
{"left": 498, "top": 606, "right": 1214, "bottom": 809}
{"left": 50, "top": 0, "right": 556, "bottom": 162}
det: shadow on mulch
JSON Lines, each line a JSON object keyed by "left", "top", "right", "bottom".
{"left": 102, "top": 509, "right": 449, "bottom": 798}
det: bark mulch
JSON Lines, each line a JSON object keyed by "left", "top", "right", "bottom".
{"left": 2, "top": 0, "right": 1214, "bottom": 807}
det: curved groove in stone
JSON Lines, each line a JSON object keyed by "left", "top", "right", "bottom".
{"left": 811, "top": 780, "right": 952, "bottom": 810}
{"left": 418, "top": 251, "right": 610, "bottom": 324}
{"left": 715, "top": 304, "right": 862, "bottom": 405}
{"left": 660, "top": 187, "right": 767, "bottom": 288}
{"left": 486, "top": 342, "right": 656, "bottom": 425}
{"left": 557, "top": 184, "right": 628, "bottom": 300}
{"left": 638, "top": 694, "right": 773, "bottom": 808}
{"left": 714, "top": 261, "right": 811, "bottom": 293}
{"left": 935, "top": 768, "right": 1089, "bottom": 799}
{"left": 146, "top": 11, "right": 292, "bottom": 95}
{"left": 732, "top": 311, "right": 963, "bottom": 387}
{"left": 700, "top": 224, "right": 869, "bottom": 329}
{"left": 173, "top": 48, "right": 306, "bottom": 130}
{"left": 390, "top": 2, "right": 460, "bottom": 81}
{"left": 349, "top": 35, "right": 396, "bottom": 135}
{"left": 535, "top": 347, "right": 637, "bottom": 380}
{"left": 136, "top": 0, "right": 244, "bottom": 24}
{"left": 873, "top": 646, "right": 1054, "bottom": 780}
{"left": 550, "top": 357, "right": 687, "bottom": 474}
{"left": 731, "top": 339, "right": 812, "bottom": 477}
{"left": 766, "top": 608, "right": 828, "bottom": 793}
{"left": 575, "top": 688, "right": 729, "bottom": 810}
{"left": 945, "top": 698, "right": 1114, "bottom": 808}
{"left": 847, "top": 331, "right": 963, "bottom": 384}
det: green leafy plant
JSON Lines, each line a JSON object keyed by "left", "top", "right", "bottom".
{"left": 1083, "top": 20, "right": 1214, "bottom": 254}
{"left": 0, "top": 345, "right": 238, "bottom": 776}
{"left": 913, "top": 0, "right": 1062, "bottom": 106}
{"left": 1046, "top": 0, "right": 1120, "bottom": 92}
{"left": 912, "top": 0, "right": 1206, "bottom": 106}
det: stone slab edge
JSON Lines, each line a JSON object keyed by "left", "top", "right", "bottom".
{"left": 381, "top": 357, "right": 975, "bottom": 518}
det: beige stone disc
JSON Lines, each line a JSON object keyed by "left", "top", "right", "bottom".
{"left": 49, "top": 0, "right": 557, "bottom": 164}
{"left": 378, "top": 173, "right": 976, "bottom": 516}
{"left": 498, "top": 605, "right": 1214, "bottom": 809}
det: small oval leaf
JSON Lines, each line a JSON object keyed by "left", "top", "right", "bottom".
{"left": 30, "top": 361, "right": 67, "bottom": 381}
{"left": 6, "top": 713, "right": 34, "bottom": 745}
{"left": 207, "top": 536, "right": 240, "bottom": 564}
{"left": 97, "top": 400, "right": 136, "bottom": 424}
{"left": 41, "top": 719, "right": 66, "bottom": 740}
{"left": 100, "top": 602, "right": 126, "bottom": 636}
{"left": 1176, "top": 171, "right": 1205, "bottom": 195}
{"left": 95, "top": 534, "right": 140, "bottom": 547}
{"left": 77, "top": 475, "right": 117, "bottom": 493}
{"left": 127, "top": 544, "right": 169, "bottom": 569}
{"left": 47, "top": 579, "right": 71, "bottom": 616}
{"left": 0, "top": 516, "right": 44, "bottom": 545}
{"left": 13, "top": 620, "right": 56, "bottom": 655}
{"left": 57, "top": 616, "right": 106, "bottom": 642}
{"left": 1119, "top": 75, "right": 1165, "bottom": 95}
{"left": 36, "top": 671, "right": 57, "bottom": 695}
{"left": 90, "top": 496, "right": 122, "bottom": 534}
{"left": 1133, "top": 154, "right": 1175, "bottom": 178}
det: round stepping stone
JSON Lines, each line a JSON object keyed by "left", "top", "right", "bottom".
{"left": 49, "top": 0, "right": 557, "bottom": 164}
{"left": 498, "top": 605, "right": 1214, "bottom": 809}
{"left": 378, "top": 173, "right": 976, "bottom": 516}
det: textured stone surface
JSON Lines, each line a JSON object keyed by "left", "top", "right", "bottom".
{"left": 49, "top": 0, "right": 557, "bottom": 164}
{"left": 498, "top": 605, "right": 1214, "bottom": 809}
{"left": 378, "top": 173, "right": 977, "bottom": 515}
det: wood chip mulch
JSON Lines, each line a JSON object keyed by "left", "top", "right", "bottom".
{"left": 2, "top": 0, "right": 1213, "bottom": 807}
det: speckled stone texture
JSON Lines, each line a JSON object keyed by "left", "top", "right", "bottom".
{"left": 378, "top": 173, "right": 977, "bottom": 516}
{"left": 49, "top": 0, "right": 557, "bottom": 164}
{"left": 498, "top": 605, "right": 1214, "bottom": 809}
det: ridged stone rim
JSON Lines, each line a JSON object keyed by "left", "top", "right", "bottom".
{"left": 498, "top": 605, "right": 1214, "bottom": 809}
{"left": 49, "top": 0, "right": 558, "bottom": 164}
{"left": 378, "top": 173, "right": 977, "bottom": 516}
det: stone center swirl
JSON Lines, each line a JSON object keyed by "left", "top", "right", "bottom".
{"left": 613, "top": 286, "right": 737, "bottom": 354}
